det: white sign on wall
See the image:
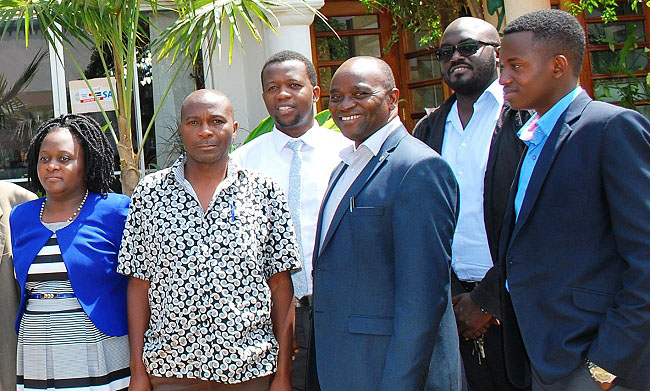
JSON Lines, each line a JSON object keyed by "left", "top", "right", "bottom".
{"left": 69, "top": 77, "right": 116, "bottom": 114}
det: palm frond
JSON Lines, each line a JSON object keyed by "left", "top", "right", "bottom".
{"left": 0, "top": 49, "right": 46, "bottom": 116}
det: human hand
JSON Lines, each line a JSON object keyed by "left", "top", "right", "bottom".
{"left": 293, "top": 332, "right": 299, "bottom": 361}
{"left": 270, "top": 373, "right": 292, "bottom": 391}
{"left": 129, "top": 366, "right": 152, "bottom": 391}
{"left": 452, "top": 293, "right": 495, "bottom": 339}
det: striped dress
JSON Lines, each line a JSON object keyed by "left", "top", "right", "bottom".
{"left": 16, "top": 222, "right": 130, "bottom": 391}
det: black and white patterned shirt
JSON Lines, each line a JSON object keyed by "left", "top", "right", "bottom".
{"left": 117, "top": 156, "right": 300, "bottom": 383}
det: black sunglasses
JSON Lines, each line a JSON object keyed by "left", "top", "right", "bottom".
{"left": 435, "top": 39, "right": 500, "bottom": 62}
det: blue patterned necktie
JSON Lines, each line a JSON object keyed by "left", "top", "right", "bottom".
{"left": 286, "top": 139, "right": 309, "bottom": 298}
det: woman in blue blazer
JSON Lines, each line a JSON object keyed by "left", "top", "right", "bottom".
{"left": 10, "top": 114, "right": 130, "bottom": 391}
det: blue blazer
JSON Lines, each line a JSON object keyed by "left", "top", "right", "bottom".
{"left": 11, "top": 193, "right": 130, "bottom": 336}
{"left": 498, "top": 92, "right": 650, "bottom": 390}
{"left": 310, "top": 126, "right": 462, "bottom": 390}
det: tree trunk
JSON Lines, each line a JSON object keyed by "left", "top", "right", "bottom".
{"left": 112, "top": 43, "right": 140, "bottom": 196}
{"left": 467, "top": 0, "right": 485, "bottom": 19}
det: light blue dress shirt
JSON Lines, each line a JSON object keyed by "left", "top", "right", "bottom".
{"left": 506, "top": 87, "right": 583, "bottom": 292}
{"left": 514, "top": 87, "right": 583, "bottom": 219}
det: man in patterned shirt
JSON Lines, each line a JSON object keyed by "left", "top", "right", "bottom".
{"left": 118, "top": 89, "right": 300, "bottom": 390}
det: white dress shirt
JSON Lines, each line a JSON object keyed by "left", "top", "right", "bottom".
{"left": 319, "top": 116, "right": 402, "bottom": 252}
{"left": 231, "top": 122, "right": 351, "bottom": 297}
{"left": 442, "top": 79, "right": 504, "bottom": 282}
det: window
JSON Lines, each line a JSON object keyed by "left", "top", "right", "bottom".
{"left": 399, "top": 30, "right": 446, "bottom": 128}
{"left": 0, "top": 20, "right": 55, "bottom": 180}
{"left": 310, "top": 1, "right": 401, "bottom": 112}
{"left": 0, "top": 11, "right": 202, "bottom": 183}
{"left": 577, "top": 2, "right": 650, "bottom": 116}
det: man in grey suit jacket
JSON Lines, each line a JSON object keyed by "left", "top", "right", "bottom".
{"left": 307, "top": 56, "right": 461, "bottom": 390}
{"left": 0, "top": 181, "right": 36, "bottom": 391}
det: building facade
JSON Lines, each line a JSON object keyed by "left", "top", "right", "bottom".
{"left": 2, "top": 0, "right": 649, "bottom": 183}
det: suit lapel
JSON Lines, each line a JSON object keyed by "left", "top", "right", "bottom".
{"left": 510, "top": 92, "right": 591, "bottom": 243}
{"left": 312, "top": 162, "right": 347, "bottom": 260}
{"left": 430, "top": 115, "right": 445, "bottom": 153}
{"left": 315, "top": 126, "right": 408, "bottom": 264}
{"left": 501, "top": 151, "right": 525, "bottom": 257}
{"left": 429, "top": 94, "right": 455, "bottom": 154}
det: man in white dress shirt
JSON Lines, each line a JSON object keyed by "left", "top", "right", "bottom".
{"left": 230, "top": 50, "right": 350, "bottom": 390}
{"left": 413, "top": 18, "right": 529, "bottom": 391}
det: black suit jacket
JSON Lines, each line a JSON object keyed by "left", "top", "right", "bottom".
{"left": 497, "top": 92, "right": 650, "bottom": 390}
{"left": 413, "top": 94, "right": 529, "bottom": 318}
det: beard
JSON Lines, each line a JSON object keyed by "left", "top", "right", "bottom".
{"left": 444, "top": 59, "right": 497, "bottom": 97}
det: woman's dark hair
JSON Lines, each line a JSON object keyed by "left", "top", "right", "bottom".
{"left": 26, "top": 114, "right": 116, "bottom": 195}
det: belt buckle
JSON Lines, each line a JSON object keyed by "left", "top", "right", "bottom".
{"left": 43, "top": 293, "right": 56, "bottom": 299}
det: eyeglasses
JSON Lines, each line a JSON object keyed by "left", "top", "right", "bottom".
{"left": 435, "top": 39, "right": 500, "bottom": 62}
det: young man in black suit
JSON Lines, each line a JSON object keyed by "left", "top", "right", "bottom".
{"left": 498, "top": 9, "right": 650, "bottom": 391}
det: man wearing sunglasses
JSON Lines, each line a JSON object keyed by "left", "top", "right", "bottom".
{"left": 413, "top": 17, "right": 531, "bottom": 391}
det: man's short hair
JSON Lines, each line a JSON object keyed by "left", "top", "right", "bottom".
{"left": 261, "top": 50, "right": 318, "bottom": 87}
{"left": 503, "top": 9, "right": 586, "bottom": 76}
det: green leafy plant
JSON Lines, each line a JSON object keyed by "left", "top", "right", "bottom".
{"left": 569, "top": 2, "right": 650, "bottom": 111}
{"left": 358, "top": 0, "right": 504, "bottom": 50}
{"left": 567, "top": 0, "right": 650, "bottom": 23}
{"left": 590, "top": 23, "right": 650, "bottom": 109}
{"left": 0, "top": 50, "right": 46, "bottom": 118}
{"left": 0, "top": 0, "right": 323, "bottom": 194}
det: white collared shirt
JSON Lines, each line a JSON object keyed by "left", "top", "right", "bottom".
{"left": 319, "top": 116, "right": 402, "bottom": 252}
{"left": 231, "top": 122, "right": 351, "bottom": 297}
{"left": 442, "top": 79, "right": 504, "bottom": 282}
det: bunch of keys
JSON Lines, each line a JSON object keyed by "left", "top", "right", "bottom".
{"left": 472, "top": 336, "right": 486, "bottom": 364}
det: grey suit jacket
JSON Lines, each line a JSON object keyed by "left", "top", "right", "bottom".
{"left": 0, "top": 182, "right": 36, "bottom": 391}
{"left": 310, "top": 125, "right": 461, "bottom": 390}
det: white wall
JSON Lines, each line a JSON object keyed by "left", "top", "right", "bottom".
{"left": 204, "top": 0, "right": 324, "bottom": 145}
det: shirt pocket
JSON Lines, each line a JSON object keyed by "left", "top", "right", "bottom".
{"left": 348, "top": 315, "right": 394, "bottom": 335}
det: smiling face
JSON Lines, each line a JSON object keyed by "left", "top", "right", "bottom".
{"left": 262, "top": 59, "right": 320, "bottom": 137}
{"left": 439, "top": 18, "right": 499, "bottom": 97}
{"left": 180, "top": 90, "right": 238, "bottom": 168}
{"left": 328, "top": 59, "right": 399, "bottom": 147}
{"left": 37, "top": 127, "right": 86, "bottom": 199}
{"left": 499, "top": 31, "right": 559, "bottom": 115}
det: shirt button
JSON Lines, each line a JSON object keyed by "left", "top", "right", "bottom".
{"left": 458, "top": 170, "right": 464, "bottom": 175}
{"left": 456, "top": 257, "right": 462, "bottom": 262}
{"left": 531, "top": 155, "right": 537, "bottom": 160}
{"left": 460, "top": 142, "right": 467, "bottom": 148}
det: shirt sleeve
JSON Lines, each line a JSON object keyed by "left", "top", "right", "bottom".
{"left": 117, "top": 183, "right": 152, "bottom": 281}
{"left": 261, "top": 178, "right": 301, "bottom": 280}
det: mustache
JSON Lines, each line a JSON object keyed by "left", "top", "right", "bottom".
{"left": 448, "top": 61, "right": 473, "bottom": 74}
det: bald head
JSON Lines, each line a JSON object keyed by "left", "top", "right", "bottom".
{"left": 179, "top": 89, "right": 238, "bottom": 168}
{"left": 328, "top": 56, "right": 400, "bottom": 146}
{"left": 337, "top": 56, "right": 396, "bottom": 91}
{"left": 443, "top": 17, "right": 500, "bottom": 45}
{"left": 181, "top": 89, "right": 234, "bottom": 121}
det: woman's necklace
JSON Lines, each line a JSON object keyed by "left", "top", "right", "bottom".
{"left": 40, "top": 189, "right": 89, "bottom": 222}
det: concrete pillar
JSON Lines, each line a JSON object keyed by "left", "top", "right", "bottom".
{"left": 203, "top": 0, "right": 323, "bottom": 145}
{"left": 504, "top": 0, "right": 551, "bottom": 24}
{"left": 262, "top": 3, "right": 323, "bottom": 61}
